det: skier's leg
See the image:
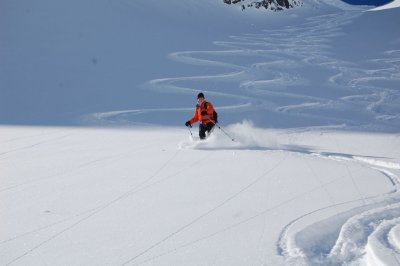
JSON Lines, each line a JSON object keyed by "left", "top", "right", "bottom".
{"left": 205, "top": 122, "right": 215, "bottom": 138}
{"left": 199, "top": 124, "right": 207, "bottom": 140}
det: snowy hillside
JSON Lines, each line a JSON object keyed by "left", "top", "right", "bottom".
{"left": 370, "top": 0, "right": 400, "bottom": 11}
{"left": 1, "top": 0, "right": 400, "bottom": 265}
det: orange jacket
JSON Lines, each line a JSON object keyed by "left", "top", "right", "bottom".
{"left": 189, "top": 101, "right": 216, "bottom": 125}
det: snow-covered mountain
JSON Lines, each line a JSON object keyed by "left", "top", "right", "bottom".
{"left": 1, "top": 0, "right": 400, "bottom": 265}
{"left": 223, "top": 0, "right": 367, "bottom": 11}
{"left": 223, "top": 0, "right": 303, "bottom": 11}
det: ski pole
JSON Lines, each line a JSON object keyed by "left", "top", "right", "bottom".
{"left": 215, "top": 123, "right": 235, "bottom": 142}
{"left": 187, "top": 125, "right": 194, "bottom": 138}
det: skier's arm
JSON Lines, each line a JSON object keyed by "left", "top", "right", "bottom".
{"left": 189, "top": 108, "right": 199, "bottom": 125}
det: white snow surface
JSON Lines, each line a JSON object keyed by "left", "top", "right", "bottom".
{"left": 1, "top": 0, "right": 400, "bottom": 265}
{"left": 2, "top": 125, "right": 400, "bottom": 266}
{"left": 369, "top": 0, "right": 400, "bottom": 11}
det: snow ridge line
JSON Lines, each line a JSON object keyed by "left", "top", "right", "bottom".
{"left": 330, "top": 203, "right": 400, "bottom": 265}
{"left": 363, "top": 217, "right": 400, "bottom": 265}
{"left": 278, "top": 151, "right": 400, "bottom": 265}
{"left": 389, "top": 224, "right": 400, "bottom": 254}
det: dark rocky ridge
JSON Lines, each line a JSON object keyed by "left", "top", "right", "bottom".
{"left": 223, "top": 0, "right": 303, "bottom": 11}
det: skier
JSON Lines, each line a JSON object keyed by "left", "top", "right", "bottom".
{"left": 185, "top": 92, "right": 218, "bottom": 140}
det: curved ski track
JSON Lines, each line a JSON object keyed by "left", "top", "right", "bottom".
{"left": 278, "top": 152, "right": 400, "bottom": 265}
{"left": 85, "top": 10, "right": 399, "bottom": 130}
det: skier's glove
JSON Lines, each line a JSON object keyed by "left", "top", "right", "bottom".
{"left": 185, "top": 121, "right": 192, "bottom": 127}
{"left": 201, "top": 111, "right": 207, "bottom": 115}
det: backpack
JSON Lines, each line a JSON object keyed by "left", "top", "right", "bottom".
{"left": 213, "top": 110, "right": 218, "bottom": 123}
{"left": 203, "top": 101, "right": 218, "bottom": 123}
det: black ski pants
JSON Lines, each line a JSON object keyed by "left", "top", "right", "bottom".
{"left": 199, "top": 122, "right": 215, "bottom": 140}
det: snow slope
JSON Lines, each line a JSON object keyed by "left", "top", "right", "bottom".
{"left": 369, "top": 0, "right": 400, "bottom": 11}
{"left": 1, "top": 0, "right": 400, "bottom": 265}
{"left": 1, "top": 125, "right": 400, "bottom": 265}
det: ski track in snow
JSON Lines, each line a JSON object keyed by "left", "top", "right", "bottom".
{"left": 83, "top": 9, "right": 400, "bottom": 130}
{"left": 277, "top": 152, "right": 400, "bottom": 266}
